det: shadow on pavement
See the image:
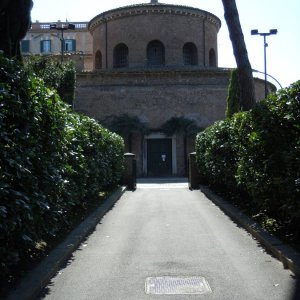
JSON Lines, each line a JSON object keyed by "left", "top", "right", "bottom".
{"left": 291, "top": 275, "right": 300, "bottom": 300}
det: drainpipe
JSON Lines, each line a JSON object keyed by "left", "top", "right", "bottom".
{"left": 203, "top": 15, "right": 207, "bottom": 66}
{"left": 105, "top": 18, "right": 108, "bottom": 69}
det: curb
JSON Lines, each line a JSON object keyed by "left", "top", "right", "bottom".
{"left": 6, "top": 186, "right": 127, "bottom": 300}
{"left": 200, "top": 185, "right": 300, "bottom": 276}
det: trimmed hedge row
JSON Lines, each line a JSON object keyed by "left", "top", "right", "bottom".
{"left": 196, "top": 81, "right": 300, "bottom": 237}
{"left": 0, "top": 55, "right": 124, "bottom": 274}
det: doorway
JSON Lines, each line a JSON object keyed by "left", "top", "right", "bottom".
{"left": 147, "top": 139, "right": 172, "bottom": 177}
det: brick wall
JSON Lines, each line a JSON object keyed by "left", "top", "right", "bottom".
{"left": 89, "top": 4, "right": 221, "bottom": 70}
{"left": 74, "top": 69, "right": 272, "bottom": 176}
{"left": 75, "top": 3, "right": 274, "bottom": 177}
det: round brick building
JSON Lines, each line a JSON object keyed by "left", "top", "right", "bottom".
{"left": 75, "top": 1, "right": 270, "bottom": 177}
{"left": 89, "top": 1, "right": 221, "bottom": 70}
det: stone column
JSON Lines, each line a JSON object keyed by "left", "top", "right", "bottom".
{"left": 188, "top": 152, "right": 200, "bottom": 190}
{"left": 123, "top": 153, "right": 137, "bottom": 190}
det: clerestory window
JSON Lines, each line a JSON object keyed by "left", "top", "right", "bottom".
{"left": 113, "top": 43, "right": 129, "bottom": 68}
{"left": 147, "top": 40, "right": 165, "bottom": 67}
{"left": 95, "top": 50, "right": 102, "bottom": 69}
{"left": 183, "top": 42, "right": 198, "bottom": 66}
{"left": 209, "top": 48, "right": 216, "bottom": 67}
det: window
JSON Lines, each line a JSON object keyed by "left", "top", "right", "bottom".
{"left": 183, "top": 42, "right": 198, "bottom": 66}
{"left": 113, "top": 43, "right": 129, "bottom": 68}
{"left": 147, "top": 40, "right": 165, "bottom": 67}
{"left": 64, "top": 39, "right": 76, "bottom": 52}
{"left": 209, "top": 48, "right": 216, "bottom": 67}
{"left": 95, "top": 50, "right": 102, "bottom": 69}
{"left": 40, "top": 40, "right": 51, "bottom": 53}
{"left": 21, "top": 40, "right": 30, "bottom": 53}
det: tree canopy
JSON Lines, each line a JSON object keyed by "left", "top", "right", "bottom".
{"left": 0, "top": 0, "right": 33, "bottom": 59}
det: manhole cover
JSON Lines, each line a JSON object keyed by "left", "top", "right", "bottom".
{"left": 145, "top": 276, "right": 212, "bottom": 295}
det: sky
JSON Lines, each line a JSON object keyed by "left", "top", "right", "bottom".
{"left": 31, "top": 0, "right": 300, "bottom": 88}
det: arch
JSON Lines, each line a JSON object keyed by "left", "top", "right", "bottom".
{"left": 183, "top": 42, "right": 198, "bottom": 66}
{"left": 95, "top": 50, "right": 102, "bottom": 69}
{"left": 113, "top": 43, "right": 129, "bottom": 68}
{"left": 209, "top": 48, "right": 217, "bottom": 67}
{"left": 147, "top": 40, "right": 165, "bottom": 67}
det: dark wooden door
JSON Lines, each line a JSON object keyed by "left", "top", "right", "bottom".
{"left": 147, "top": 139, "right": 172, "bottom": 177}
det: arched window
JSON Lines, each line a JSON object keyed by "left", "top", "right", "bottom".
{"left": 113, "top": 43, "right": 129, "bottom": 68}
{"left": 183, "top": 42, "right": 198, "bottom": 66}
{"left": 147, "top": 40, "right": 165, "bottom": 67}
{"left": 209, "top": 48, "right": 217, "bottom": 67}
{"left": 95, "top": 50, "right": 102, "bottom": 69}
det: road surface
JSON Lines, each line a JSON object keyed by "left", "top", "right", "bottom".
{"left": 39, "top": 181, "right": 298, "bottom": 299}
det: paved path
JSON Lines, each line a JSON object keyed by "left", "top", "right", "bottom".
{"left": 39, "top": 181, "right": 298, "bottom": 299}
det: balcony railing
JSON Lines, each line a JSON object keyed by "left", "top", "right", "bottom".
{"left": 30, "top": 22, "right": 88, "bottom": 30}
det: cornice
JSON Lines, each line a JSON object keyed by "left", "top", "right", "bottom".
{"left": 88, "top": 4, "right": 221, "bottom": 33}
{"left": 78, "top": 67, "right": 231, "bottom": 77}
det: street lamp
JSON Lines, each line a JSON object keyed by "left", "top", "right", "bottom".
{"left": 251, "top": 29, "right": 278, "bottom": 98}
{"left": 50, "top": 23, "right": 75, "bottom": 63}
{"left": 252, "top": 69, "right": 282, "bottom": 90}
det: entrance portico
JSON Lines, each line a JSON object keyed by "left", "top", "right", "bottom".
{"left": 143, "top": 132, "right": 177, "bottom": 177}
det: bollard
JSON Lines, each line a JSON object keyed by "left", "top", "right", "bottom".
{"left": 188, "top": 152, "right": 201, "bottom": 190}
{"left": 123, "top": 153, "right": 137, "bottom": 190}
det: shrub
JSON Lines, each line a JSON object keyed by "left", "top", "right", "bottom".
{"left": 24, "top": 56, "right": 75, "bottom": 106}
{"left": 0, "top": 54, "right": 124, "bottom": 276}
{"left": 236, "top": 82, "right": 300, "bottom": 222}
{"left": 196, "top": 81, "right": 300, "bottom": 238}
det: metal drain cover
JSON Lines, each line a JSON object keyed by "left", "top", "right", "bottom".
{"left": 145, "top": 276, "right": 212, "bottom": 295}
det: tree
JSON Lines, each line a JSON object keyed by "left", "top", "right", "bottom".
{"left": 226, "top": 69, "right": 241, "bottom": 118}
{"left": 221, "top": 0, "right": 256, "bottom": 111}
{"left": 24, "top": 56, "right": 76, "bottom": 106}
{"left": 103, "top": 114, "right": 149, "bottom": 153}
{"left": 0, "top": 0, "right": 33, "bottom": 59}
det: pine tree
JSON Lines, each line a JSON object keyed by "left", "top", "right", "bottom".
{"left": 222, "top": 0, "right": 256, "bottom": 110}
{"left": 0, "top": 0, "right": 33, "bottom": 59}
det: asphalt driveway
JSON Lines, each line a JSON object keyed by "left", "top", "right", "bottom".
{"left": 39, "top": 181, "right": 298, "bottom": 299}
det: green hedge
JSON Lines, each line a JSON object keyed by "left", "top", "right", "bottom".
{"left": 196, "top": 81, "right": 300, "bottom": 237}
{"left": 0, "top": 54, "right": 124, "bottom": 274}
{"left": 24, "top": 56, "right": 76, "bottom": 106}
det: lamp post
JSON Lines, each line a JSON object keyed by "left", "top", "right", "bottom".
{"left": 50, "top": 23, "right": 75, "bottom": 63}
{"left": 252, "top": 69, "right": 282, "bottom": 90}
{"left": 251, "top": 29, "right": 277, "bottom": 98}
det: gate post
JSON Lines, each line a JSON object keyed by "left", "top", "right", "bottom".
{"left": 123, "top": 153, "right": 136, "bottom": 190}
{"left": 188, "top": 152, "right": 200, "bottom": 190}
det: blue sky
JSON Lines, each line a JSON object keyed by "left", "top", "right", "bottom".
{"left": 31, "top": 0, "right": 300, "bottom": 88}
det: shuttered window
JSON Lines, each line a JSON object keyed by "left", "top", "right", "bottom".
{"left": 21, "top": 40, "right": 30, "bottom": 53}
{"left": 65, "top": 39, "right": 76, "bottom": 52}
{"left": 40, "top": 40, "right": 51, "bottom": 53}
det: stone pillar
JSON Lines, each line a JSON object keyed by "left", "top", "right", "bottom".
{"left": 188, "top": 152, "right": 200, "bottom": 190}
{"left": 123, "top": 153, "right": 137, "bottom": 190}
